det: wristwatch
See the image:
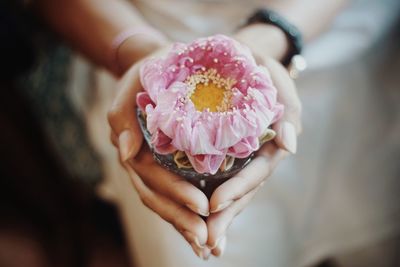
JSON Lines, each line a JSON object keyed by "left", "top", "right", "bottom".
{"left": 245, "top": 9, "right": 307, "bottom": 78}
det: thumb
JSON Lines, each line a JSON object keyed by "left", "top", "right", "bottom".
{"left": 108, "top": 64, "right": 144, "bottom": 161}
{"left": 265, "top": 59, "right": 302, "bottom": 154}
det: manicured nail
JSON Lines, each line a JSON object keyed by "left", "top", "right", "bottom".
{"left": 279, "top": 122, "right": 297, "bottom": 154}
{"left": 211, "top": 200, "right": 233, "bottom": 213}
{"left": 186, "top": 203, "right": 209, "bottom": 217}
{"left": 119, "top": 130, "right": 134, "bottom": 161}
{"left": 208, "top": 235, "right": 224, "bottom": 249}
{"left": 200, "top": 248, "right": 211, "bottom": 260}
{"left": 192, "top": 244, "right": 210, "bottom": 260}
{"left": 191, "top": 244, "right": 202, "bottom": 258}
{"left": 183, "top": 230, "right": 204, "bottom": 248}
{"left": 214, "top": 236, "right": 227, "bottom": 257}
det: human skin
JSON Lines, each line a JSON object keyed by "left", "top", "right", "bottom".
{"left": 109, "top": 53, "right": 301, "bottom": 259}
{"left": 34, "top": 0, "right": 347, "bottom": 259}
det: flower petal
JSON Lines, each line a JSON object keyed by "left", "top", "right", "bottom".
{"left": 190, "top": 122, "right": 223, "bottom": 155}
{"left": 215, "top": 115, "right": 241, "bottom": 150}
{"left": 187, "top": 153, "right": 226, "bottom": 174}
{"left": 228, "top": 136, "right": 259, "bottom": 158}
{"left": 171, "top": 116, "right": 192, "bottom": 151}
{"left": 136, "top": 92, "right": 154, "bottom": 112}
{"left": 151, "top": 130, "right": 177, "bottom": 155}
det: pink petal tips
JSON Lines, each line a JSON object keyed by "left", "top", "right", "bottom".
{"left": 137, "top": 35, "right": 283, "bottom": 175}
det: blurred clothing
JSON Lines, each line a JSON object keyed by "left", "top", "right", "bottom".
{"left": 0, "top": 3, "right": 129, "bottom": 266}
{"left": 334, "top": 236, "right": 400, "bottom": 267}
{"left": 98, "top": 0, "right": 399, "bottom": 266}
{"left": 0, "top": 74, "right": 129, "bottom": 267}
{"left": 16, "top": 42, "right": 102, "bottom": 185}
{"left": 0, "top": 0, "right": 102, "bottom": 184}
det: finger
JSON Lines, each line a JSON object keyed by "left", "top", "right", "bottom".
{"left": 211, "top": 235, "right": 226, "bottom": 257}
{"left": 264, "top": 58, "right": 302, "bottom": 154}
{"left": 207, "top": 186, "right": 260, "bottom": 249}
{"left": 189, "top": 243, "right": 211, "bottom": 260}
{"left": 108, "top": 64, "right": 144, "bottom": 161}
{"left": 131, "top": 145, "right": 210, "bottom": 217}
{"left": 209, "top": 143, "right": 286, "bottom": 213}
{"left": 110, "top": 131, "right": 118, "bottom": 147}
{"left": 123, "top": 162, "right": 208, "bottom": 249}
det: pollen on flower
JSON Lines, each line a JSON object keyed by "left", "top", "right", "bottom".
{"left": 185, "top": 68, "right": 236, "bottom": 112}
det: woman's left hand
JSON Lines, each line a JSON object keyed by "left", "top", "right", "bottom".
{"left": 206, "top": 26, "right": 302, "bottom": 256}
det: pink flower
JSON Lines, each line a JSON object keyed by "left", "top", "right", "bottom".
{"left": 137, "top": 35, "right": 283, "bottom": 175}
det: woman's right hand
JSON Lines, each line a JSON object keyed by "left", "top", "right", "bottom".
{"left": 107, "top": 50, "right": 213, "bottom": 259}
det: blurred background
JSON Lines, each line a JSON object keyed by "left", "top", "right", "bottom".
{"left": 0, "top": 2, "right": 131, "bottom": 267}
{"left": 0, "top": 0, "right": 399, "bottom": 267}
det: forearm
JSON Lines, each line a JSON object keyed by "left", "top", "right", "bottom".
{"left": 33, "top": 0, "right": 167, "bottom": 75}
{"left": 236, "top": 0, "right": 349, "bottom": 62}
{"left": 267, "top": 0, "right": 348, "bottom": 41}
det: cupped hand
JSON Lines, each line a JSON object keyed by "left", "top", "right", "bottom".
{"left": 206, "top": 50, "right": 302, "bottom": 256}
{"left": 107, "top": 48, "right": 212, "bottom": 259}
{"left": 108, "top": 35, "right": 302, "bottom": 259}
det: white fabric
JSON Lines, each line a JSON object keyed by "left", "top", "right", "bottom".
{"left": 101, "top": 1, "right": 400, "bottom": 266}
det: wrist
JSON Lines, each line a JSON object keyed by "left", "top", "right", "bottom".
{"left": 234, "top": 23, "right": 289, "bottom": 62}
{"left": 117, "top": 35, "right": 167, "bottom": 74}
{"left": 111, "top": 27, "right": 169, "bottom": 76}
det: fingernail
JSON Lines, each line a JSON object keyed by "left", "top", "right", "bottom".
{"left": 214, "top": 236, "right": 227, "bottom": 257}
{"left": 279, "top": 122, "right": 297, "bottom": 154}
{"left": 191, "top": 244, "right": 202, "bottom": 258}
{"left": 208, "top": 235, "right": 224, "bottom": 249}
{"left": 119, "top": 130, "right": 134, "bottom": 161}
{"left": 183, "top": 230, "right": 205, "bottom": 248}
{"left": 186, "top": 203, "right": 209, "bottom": 217}
{"left": 192, "top": 245, "right": 210, "bottom": 260}
{"left": 210, "top": 200, "right": 233, "bottom": 213}
{"left": 200, "top": 248, "right": 211, "bottom": 260}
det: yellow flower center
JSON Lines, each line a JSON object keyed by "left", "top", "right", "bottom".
{"left": 185, "top": 68, "right": 236, "bottom": 113}
{"left": 190, "top": 82, "right": 225, "bottom": 112}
